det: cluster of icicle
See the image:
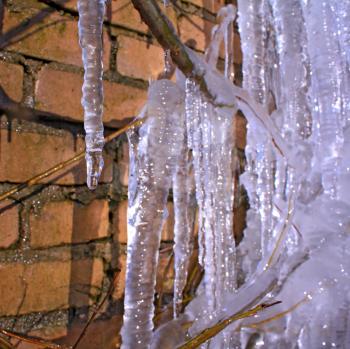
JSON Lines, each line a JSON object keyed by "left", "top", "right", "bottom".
{"left": 78, "top": 0, "right": 350, "bottom": 348}
{"left": 78, "top": 0, "right": 106, "bottom": 190}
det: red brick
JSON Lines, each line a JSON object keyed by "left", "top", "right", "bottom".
{"left": 115, "top": 201, "right": 174, "bottom": 244}
{"left": 0, "top": 259, "right": 104, "bottom": 316}
{"left": 110, "top": 0, "right": 148, "bottom": 33}
{"left": 35, "top": 66, "right": 146, "bottom": 122}
{"left": 30, "top": 200, "right": 109, "bottom": 248}
{"left": 0, "top": 200, "right": 19, "bottom": 248}
{"left": 0, "top": 61, "right": 23, "bottom": 102}
{"left": 0, "top": 129, "right": 112, "bottom": 185}
{"left": 2, "top": 9, "right": 110, "bottom": 68}
{"left": 117, "top": 36, "right": 164, "bottom": 81}
{"left": 59, "top": 0, "right": 148, "bottom": 34}
{"left": 178, "top": 15, "right": 214, "bottom": 52}
{"left": 115, "top": 200, "right": 128, "bottom": 244}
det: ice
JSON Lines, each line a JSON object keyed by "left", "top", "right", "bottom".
{"left": 78, "top": 0, "right": 106, "bottom": 190}
{"left": 118, "top": 1, "right": 350, "bottom": 348}
{"left": 120, "top": 80, "right": 185, "bottom": 349}
{"left": 172, "top": 145, "right": 196, "bottom": 317}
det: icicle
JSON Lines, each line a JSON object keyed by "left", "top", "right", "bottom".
{"left": 270, "top": 0, "right": 312, "bottom": 140}
{"left": 78, "top": 0, "right": 106, "bottom": 190}
{"left": 302, "top": 0, "right": 344, "bottom": 198}
{"left": 121, "top": 80, "right": 185, "bottom": 349}
{"left": 172, "top": 147, "right": 196, "bottom": 318}
{"left": 237, "top": 0, "right": 274, "bottom": 264}
{"left": 205, "top": 4, "right": 236, "bottom": 81}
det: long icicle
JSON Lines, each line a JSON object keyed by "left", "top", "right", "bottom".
{"left": 78, "top": 0, "right": 106, "bottom": 190}
{"left": 121, "top": 80, "right": 185, "bottom": 349}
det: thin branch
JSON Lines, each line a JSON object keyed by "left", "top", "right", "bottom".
{"left": 239, "top": 297, "right": 308, "bottom": 331}
{"left": 0, "top": 329, "right": 70, "bottom": 349}
{"left": 130, "top": 0, "right": 294, "bottom": 165}
{"left": 72, "top": 269, "right": 121, "bottom": 349}
{"left": 0, "top": 118, "right": 144, "bottom": 202}
{"left": 177, "top": 301, "right": 281, "bottom": 349}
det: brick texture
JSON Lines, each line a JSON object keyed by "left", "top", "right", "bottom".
{"left": 3, "top": 7, "right": 110, "bottom": 68}
{"left": 179, "top": 15, "right": 214, "bottom": 52}
{"left": 35, "top": 66, "right": 147, "bottom": 122}
{"left": 0, "top": 61, "right": 23, "bottom": 102}
{"left": 0, "top": 200, "right": 19, "bottom": 248}
{"left": 0, "top": 129, "right": 113, "bottom": 185}
{"left": 0, "top": 0, "right": 245, "bottom": 337}
{"left": 30, "top": 200, "right": 109, "bottom": 248}
{"left": 0, "top": 259, "right": 104, "bottom": 316}
{"left": 117, "top": 36, "right": 165, "bottom": 81}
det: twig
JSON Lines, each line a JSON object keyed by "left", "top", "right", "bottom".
{"left": 72, "top": 270, "right": 121, "bottom": 349}
{"left": 0, "top": 335, "right": 14, "bottom": 349}
{"left": 266, "top": 192, "right": 295, "bottom": 268}
{"left": 0, "top": 329, "right": 69, "bottom": 349}
{"left": 0, "top": 118, "right": 143, "bottom": 202}
{"left": 239, "top": 297, "right": 308, "bottom": 330}
{"left": 177, "top": 301, "right": 281, "bottom": 349}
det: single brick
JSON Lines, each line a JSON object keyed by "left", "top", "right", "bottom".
{"left": 2, "top": 9, "right": 110, "bottom": 68}
{"left": 30, "top": 200, "right": 109, "bottom": 248}
{"left": 0, "top": 129, "right": 113, "bottom": 185}
{"left": 0, "top": 259, "right": 104, "bottom": 316}
{"left": 115, "top": 201, "right": 175, "bottom": 244}
{"left": 35, "top": 66, "right": 146, "bottom": 122}
{"left": 117, "top": 36, "right": 164, "bottom": 81}
{"left": 0, "top": 61, "right": 23, "bottom": 102}
{"left": 0, "top": 200, "right": 19, "bottom": 248}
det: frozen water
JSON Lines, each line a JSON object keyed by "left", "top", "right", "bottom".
{"left": 121, "top": 80, "right": 185, "bottom": 348}
{"left": 119, "top": 1, "right": 350, "bottom": 348}
{"left": 78, "top": 0, "right": 106, "bottom": 190}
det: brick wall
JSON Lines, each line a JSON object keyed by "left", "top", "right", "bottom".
{"left": 0, "top": 0, "right": 244, "bottom": 348}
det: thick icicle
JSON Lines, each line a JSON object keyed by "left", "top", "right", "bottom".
{"left": 302, "top": 0, "right": 345, "bottom": 197}
{"left": 237, "top": 0, "right": 274, "bottom": 272}
{"left": 120, "top": 80, "right": 184, "bottom": 349}
{"left": 78, "top": 0, "right": 106, "bottom": 190}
